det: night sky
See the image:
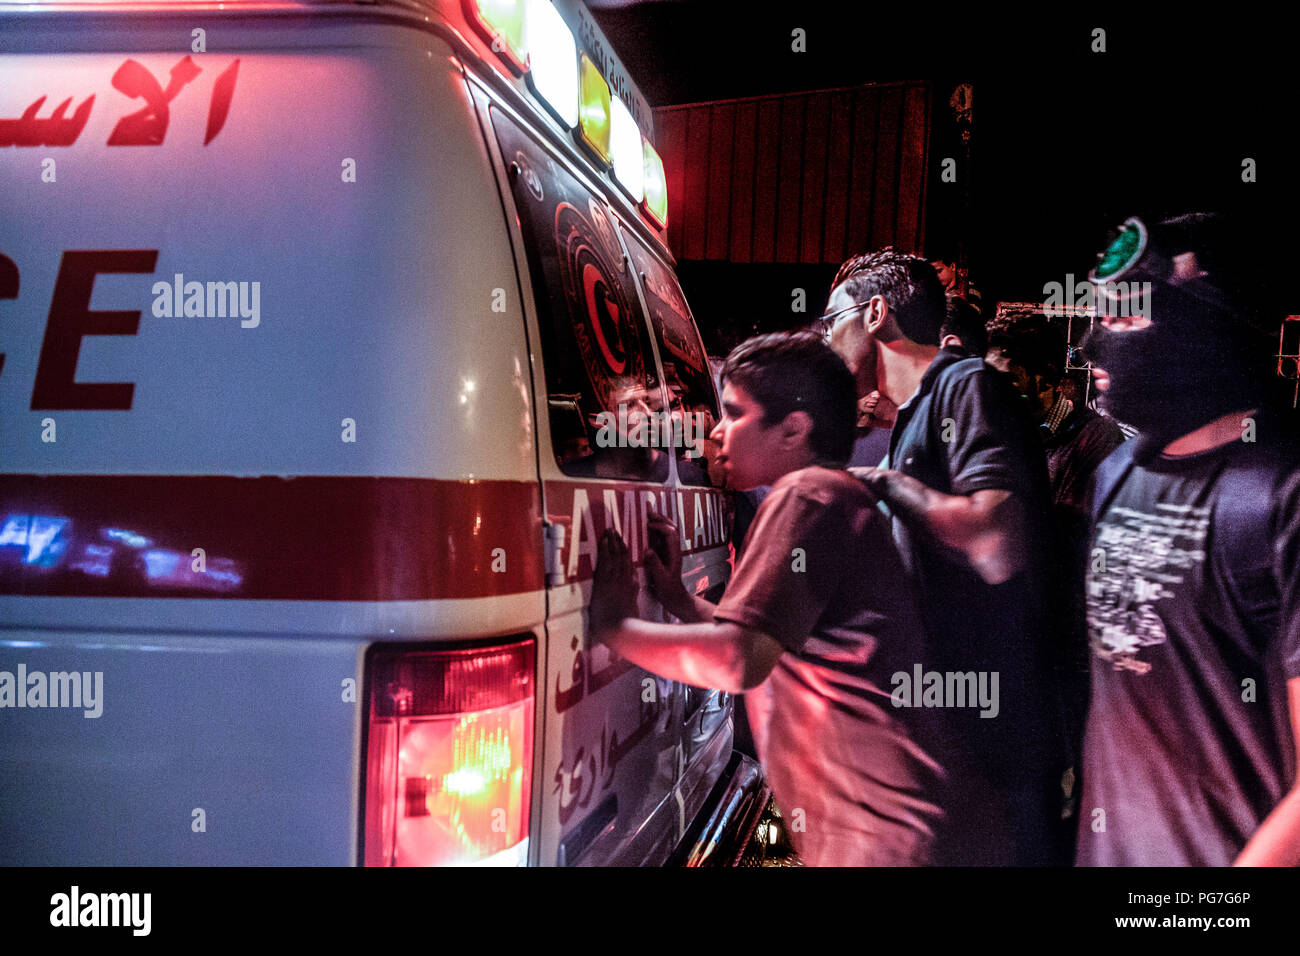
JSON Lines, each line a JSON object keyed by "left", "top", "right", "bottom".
{"left": 591, "top": 2, "right": 1294, "bottom": 318}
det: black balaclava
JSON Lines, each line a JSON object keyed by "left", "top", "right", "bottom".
{"left": 1079, "top": 217, "right": 1264, "bottom": 465}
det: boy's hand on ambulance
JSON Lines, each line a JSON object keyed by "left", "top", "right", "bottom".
{"left": 643, "top": 513, "right": 687, "bottom": 605}
{"left": 590, "top": 529, "right": 639, "bottom": 644}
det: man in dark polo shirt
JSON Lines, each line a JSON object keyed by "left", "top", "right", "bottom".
{"left": 823, "top": 249, "right": 1069, "bottom": 865}
{"left": 588, "top": 331, "right": 944, "bottom": 865}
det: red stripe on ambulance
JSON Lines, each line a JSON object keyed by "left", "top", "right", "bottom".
{"left": 0, "top": 475, "right": 544, "bottom": 599}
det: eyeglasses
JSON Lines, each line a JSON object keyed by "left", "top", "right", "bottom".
{"left": 814, "top": 299, "right": 872, "bottom": 341}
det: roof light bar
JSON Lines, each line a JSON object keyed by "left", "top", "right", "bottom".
{"left": 641, "top": 137, "right": 668, "bottom": 228}
{"left": 609, "top": 94, "right": 644, "bottom": 201}
{"left": 576, "top": 53, "right": 612, "bottom": 164}
{"left": 466, "top": 0, "right": 529, "bottom": 75}
{"left": 524, "top": 0, "right": 578, "bottom": 128}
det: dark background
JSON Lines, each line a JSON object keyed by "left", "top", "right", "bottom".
{"left": 590, "top": 1, "right": 1294, "bottom": 352}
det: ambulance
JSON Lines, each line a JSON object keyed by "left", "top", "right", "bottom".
{"left": 0, "top": 0, "right": 767, "bottom": 865}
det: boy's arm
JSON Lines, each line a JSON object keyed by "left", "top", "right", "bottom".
{"left": 1234, "top": 676, "right": 1300, "bottom": 866}
{"left": 657, "top": 592, "right": 720, "bottom": 624}
{"left": 591, "top": 477, "right": 846, "bottom": 692}
{"left": 597, "top": 618, "right": 784, "bottom": 695}
{"left": 589, "top": 529, "right": 782, "bottom": 693}
{"left": 1237, "top": 475, "right": 1300, "bottom": 865}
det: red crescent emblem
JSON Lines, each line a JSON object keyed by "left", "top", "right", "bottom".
{"left": 583, "top": 262, "right": 626, "bottom": 374}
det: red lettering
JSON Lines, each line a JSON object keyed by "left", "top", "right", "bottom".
{"left": 203, "top": 60, "right": 240, "bottom": 146}
{"left": 0, "top": 252, "right": 17, "bottom": 378}
{"left": 107, "top": 57, "right": 202, "bottom": 147}
{"left": 31, "top": 250, "right": 157, "bottom": 410}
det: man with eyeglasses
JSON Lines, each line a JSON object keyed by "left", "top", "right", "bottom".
{"left": 1076, "top": 213, "right": 1300, "bottom": 866}
{"left": 823, "top": 248, "right": 1070, "bottom": 866}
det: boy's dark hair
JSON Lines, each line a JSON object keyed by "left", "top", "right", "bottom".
{"left": 986, "top": 312, "right": 1067, "bottom": 386}
{"left": 940, "top": 296, "right": 988, "bottom": 357}
{"left": 832, "top": 248, "right": 946, "bottom": 346}
{"left": 926, "top": 243, "right": 957, "bottom": 266}
{"left": 720, "top": 330, "right": 858, "bottom": 464}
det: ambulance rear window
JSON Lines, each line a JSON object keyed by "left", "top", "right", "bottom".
{"left": 492, "top": 108, "right": 667, "bottom": 483}
{"left": 620, "top": 224, "right": 720, "bottom": 488}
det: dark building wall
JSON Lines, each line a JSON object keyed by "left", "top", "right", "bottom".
{"left": 655, "top": 81, "right": 931, "bottom": 265}
{"left": 654, "top": 82, "right": 932, "bottom": 354}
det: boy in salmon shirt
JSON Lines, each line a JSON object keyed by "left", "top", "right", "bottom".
{"left": 589, "top": 331, "right": 945, "bottom": 865}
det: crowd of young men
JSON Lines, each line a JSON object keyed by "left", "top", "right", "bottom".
{"left": 589, "top": 213, "right": 1300, "bottom": 866}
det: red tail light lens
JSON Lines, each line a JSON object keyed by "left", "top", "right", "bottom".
{"left": 364, "top": 639, "right": 535, "bottom": 866}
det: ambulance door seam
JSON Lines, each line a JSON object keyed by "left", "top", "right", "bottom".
{"left": 458, "top": 70, "right": 550, "bottom": 869}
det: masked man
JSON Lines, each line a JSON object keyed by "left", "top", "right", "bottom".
{"left": 1077, "top": 213, "right": 1300, "bottom": 866}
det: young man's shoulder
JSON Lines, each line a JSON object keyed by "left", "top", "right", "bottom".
{"left": 1098, "top": 412, "right": 1300, "bottom": 513}
{"left": 935, "top": 353, "right": 987, "bottom": 379}
{"left": 922, "top": 354, "right": 1027, "bottom": 429}
{"left": 767, "top": 465, "right": 876, "bottom": 510}
{"left": 932, "top": 353, "right": 1013, "bottom": 400}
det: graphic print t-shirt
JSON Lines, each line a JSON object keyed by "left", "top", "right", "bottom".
{"left": 1077, "top": 433, "right": 1300, "bottom": 866}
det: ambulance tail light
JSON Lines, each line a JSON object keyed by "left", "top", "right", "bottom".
{"left": 642, "top": 138, "right": 668, "bottom": 228}
{"left": 466, "top": 0, "right": 529, "bottom": 75}
{"left": 363, "top": 639, "right": 535, "bottom": 867}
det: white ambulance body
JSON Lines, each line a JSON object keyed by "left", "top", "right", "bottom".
{"left": 0, "top": 0, "right": 763, "bottom": 865}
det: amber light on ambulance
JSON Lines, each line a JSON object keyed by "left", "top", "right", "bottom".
{"left": 363, "top": 639, "right": 535, "bottom": 866}
{"left": 641, "top": 138, "right": 668, "bottom": 227}
{"left": 466, "top": 0, "right": 529, "bottom": 74}
{"left": 576, "top": 52, "right": 612, "bottom": 163}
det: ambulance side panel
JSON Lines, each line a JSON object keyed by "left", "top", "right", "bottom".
{"left": 0, "top": 10, "right": 546, "bottom": 864}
